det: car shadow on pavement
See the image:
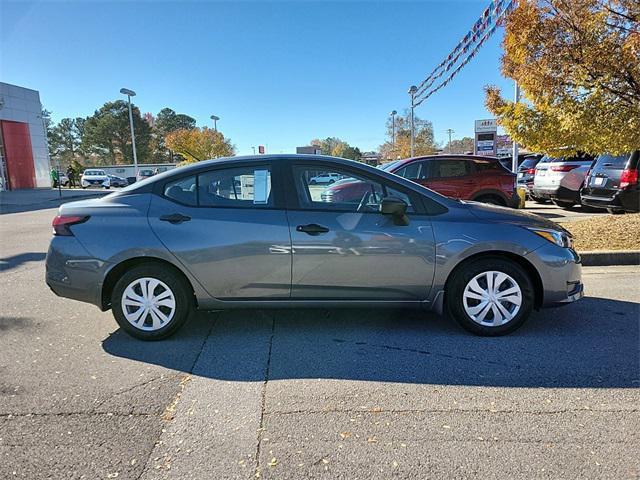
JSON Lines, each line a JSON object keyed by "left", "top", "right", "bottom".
{"left": 0, "top": 252, "right": 46, "bottom": 271}
{"left": 102, "top": 295, "right": 639, "bottom": 389}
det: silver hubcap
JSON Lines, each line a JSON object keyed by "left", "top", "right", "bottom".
{"left": 121, "top": 277, "right": 176, "bottom": 331}
{"left": 462, "top": 271, "right": 522, "bottom": 327}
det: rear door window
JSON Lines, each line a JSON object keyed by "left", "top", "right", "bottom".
{"left": 430, "top": 160, "right": 470, "bottom": 178}
{"left": 198, "top": 166, "right": 273, "bottom": 207}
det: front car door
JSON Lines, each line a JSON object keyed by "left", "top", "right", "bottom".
{"left": 284, "top": 161, "right": 436, "bottom": 301}
{"left": 148, "top": 161, "right": 292, "bottom": 299}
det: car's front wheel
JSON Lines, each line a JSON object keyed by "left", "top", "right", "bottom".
{"left": 111, "top": 264, "right": 193, "bottom": 340}
{"left": 446, "top": 258, "right": 534, "bottom": 336}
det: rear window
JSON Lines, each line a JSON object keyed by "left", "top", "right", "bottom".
{"left": 595, "top": 153, "right": 630, "bottom": 168}
{"left": 84, "top": 170, "right": 105, "bottom": 175}
{"left": 520, "top": 158, "right": 540, "bottom": 169}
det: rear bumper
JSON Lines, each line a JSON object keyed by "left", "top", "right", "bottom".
{"left": 45, "top": 237, "right": 108, "bottom": 309}
{"left": 532, "top": 185, "right": 580, "bottom": 204}
{"left": 581, "top": 189, "right": 640, "bottom": 212}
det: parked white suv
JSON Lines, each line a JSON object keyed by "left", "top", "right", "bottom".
{"left": 81, "top": 169, "right": 111, "bottom": 189}
{"left": 532, "top": 154, "right": 594, "bottom": 209}
{"left": 309, "top": 173, "right": 342, "bottom": 185}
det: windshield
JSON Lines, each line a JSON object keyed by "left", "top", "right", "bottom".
{"left": 379, "top": 160, "right": 401, "bottom": 171}
{"left": 84, "top": 170, "right": 105, "bottom": 175}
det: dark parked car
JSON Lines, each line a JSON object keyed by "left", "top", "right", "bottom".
{"left": 581, "top": 151, "right": 639, "bottom": 213}
{"left": 46, "top": 155, "right": 582, "bottom": 340}
{"left": 516, "top": 155, "right": 545, "bottom": 202}
{"left": 107, "top": 174, "right": 129, "bottom": 188}
{"left": 374, "top": 155, "right": 518, "bottom": 207}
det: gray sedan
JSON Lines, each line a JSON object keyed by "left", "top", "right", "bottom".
{"left": 46, "top": 155, "right": 583, "bottom": 340}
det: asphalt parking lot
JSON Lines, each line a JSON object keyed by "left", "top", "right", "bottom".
{"left": 1, "top": 205, "right": 638, "bottom": 479}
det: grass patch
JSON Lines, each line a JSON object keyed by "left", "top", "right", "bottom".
{"left": 564, "top": 213, "right": 640, "bottom": 251}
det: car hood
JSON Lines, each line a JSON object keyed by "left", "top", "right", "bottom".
{"left": 462, "top": 201, "right": 568, "bottom": 233}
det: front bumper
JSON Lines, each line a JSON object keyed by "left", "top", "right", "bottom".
{"left": 526, "top": 243, "right": 584, "bottom": 307}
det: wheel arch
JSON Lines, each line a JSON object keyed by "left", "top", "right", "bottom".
{"left": 443, "top": 251, "right": 544, "bottom": 310}
{"left": 471, "top": 189, "right": 509, "bottom": 205}
{"left": 101, "top": 256, "right": 197, "bottom": 311}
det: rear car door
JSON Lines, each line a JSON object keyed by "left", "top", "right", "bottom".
{"left": 421, "top": 159, "right": 473, "bottom": 198}
{"left": 148, "top": 161, "right": 292, "bottom": 299}
{"left": 285, "top": 162, "right": 436, "bottom": 300}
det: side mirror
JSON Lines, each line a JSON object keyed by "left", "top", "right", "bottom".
{"left": 380, "top": 196, "right": 409, "bottom": 226}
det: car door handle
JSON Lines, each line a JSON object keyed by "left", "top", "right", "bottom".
{"left": 159, "top": 213, "right": 191, "bottom": 224}
{"left": 296, "top": 223, "right": 330, "bottom": 235}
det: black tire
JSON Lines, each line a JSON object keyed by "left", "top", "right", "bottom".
{"left": 474, "top": 195, "right": 506, "bottom": 206}
{"left": 446, "top": 257, "right": 535, "bottom": 336}
{"left": 310, "top": 180, "right": 317, "bottom": 185}
{"left": 531, "top": 196, "right": 549, "bottom": 204}
{"left": 552, "top": 199, "right": 575, "bottom": 210}
{"left": 111, "top": 264, "right": 193, "bottom": 340}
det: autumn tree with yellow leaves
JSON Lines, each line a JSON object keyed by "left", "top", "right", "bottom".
{"left": 486, "top": 0, "right": 639, "bottom": 156}
{"left": 165, "top": 127, "right": 235, "bottom": 164}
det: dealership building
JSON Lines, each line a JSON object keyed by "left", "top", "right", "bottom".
{"left": 0, "top": 82, "right": 51, "bottom": 190}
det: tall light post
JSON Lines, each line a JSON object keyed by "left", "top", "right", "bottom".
{"left": 511, "top": 81, "right": 520, "bottom": 173}
{"left": 408, "top": 86, "right": 418, "bottom": 157}
{"left": 119, "top": 88, "right": 138, "bottom": 177}
{"left": 390, "top": 110, "right": 397, "bottom": 155}
{"left": 210, "top": 115, "right": 219, "bottom": 132}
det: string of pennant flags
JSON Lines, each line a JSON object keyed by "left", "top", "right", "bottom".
{"left": 413, "top": 0, "right": 516, "bottom": 107}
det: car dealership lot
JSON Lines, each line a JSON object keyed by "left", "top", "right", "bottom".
{"left": 1, "top": 207, "right": 638, "bottom": 479}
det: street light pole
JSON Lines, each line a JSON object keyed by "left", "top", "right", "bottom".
{"left": 408, "top": 86, "right": 418, "bottom": 157}
{"left": 511, "top": 81, "right": 520, "bottom": 173}
{"left": 210, "top": 115, "right": 220, "bottom": 132}
{"left": 120, "top": 88, "right": 138, "bottom": 177}
{"left": 390, "top": 110, "right": 397, "bottom": 156}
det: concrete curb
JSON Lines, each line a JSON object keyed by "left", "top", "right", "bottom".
{"left": 579, "top": 250, "right": 640, "bottom": 267}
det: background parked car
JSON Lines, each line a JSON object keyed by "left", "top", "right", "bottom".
{"left": 80, "top": 169, "right": 110, "bottom": 189}
{"left": 532, "top": 153, "right": 595, "bottom": 209}
{"left": 581, "top": 151, "right": 639, "bottom": 213}
{"left": 516, "top": 155, "right": 545, "bottom": 202}
{"left": 136, "top": 169, "right": 155, "bottom": 182}
{"left": 373, "top": 155, "right": 519, "bottom": 207}
{"left": 309, "top": 173, "right": 342, "bottom": 185}
{"left": 107, "top": 174, "right": 129, "bottom": 188}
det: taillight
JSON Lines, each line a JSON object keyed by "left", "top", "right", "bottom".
{"left": 620, "top": 169, "right": 638, "bottom": 189}
{"left": 52, "top": 215, "right": 89, "bottom": 236}
{"left": 550, "top": 165, "right": 580, "bottom": 172}
{"left": 526, "top": 168, "right": 536, "bottom": 174}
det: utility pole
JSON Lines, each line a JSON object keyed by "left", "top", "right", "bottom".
{"left": 445, "top": 128, "right": 455, "bottom": 153}
{"left": 210, "top": 115, "right": 219, "bottom": 132}
{"left": 408, "top": 86, "right": 418, "bottom": 157}
{"left": 511, "top": 81, "right": 520, "bottom": 173}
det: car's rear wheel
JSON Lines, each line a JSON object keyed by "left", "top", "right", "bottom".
{"left": 531, "top": 195, "right": 548, "bottom": 204}
{"left": 111, "top": 264, "right": 192, "bottom": 340}
{"left": 446, "top": 258, "right": 534, "bottom": 336}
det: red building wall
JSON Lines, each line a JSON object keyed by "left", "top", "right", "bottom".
{"left": 1, "top": 120, "right": 36, "bottom": 189}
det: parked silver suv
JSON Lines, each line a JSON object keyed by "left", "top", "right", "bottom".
{"left": 532, "top": 153, "right": 595, "bottom": 209}
{"left": 46, "top": 155, "right": 583, "bottom": 340}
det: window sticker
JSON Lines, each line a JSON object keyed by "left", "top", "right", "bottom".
{"left": 253, "top": 169, "right": 270, "bottom": 204}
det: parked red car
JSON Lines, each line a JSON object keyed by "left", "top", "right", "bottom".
{"left": 321, "top": 155, "right": 519, "bottom": 207}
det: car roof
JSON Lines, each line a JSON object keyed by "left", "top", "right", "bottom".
{"left": 391, "top": 154, "right": 499, "bottom": 167}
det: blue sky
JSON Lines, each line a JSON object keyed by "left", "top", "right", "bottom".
{"left": 1, "top": 0, "right": 513, "bottom": 155}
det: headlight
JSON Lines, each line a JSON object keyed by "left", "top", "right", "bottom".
{"left": 528, "top": 227, "right": 573, "bottom": 248}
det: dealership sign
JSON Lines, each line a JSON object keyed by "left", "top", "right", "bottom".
{"left": 474, "top": 119, "right": 497, "bottom": 156}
